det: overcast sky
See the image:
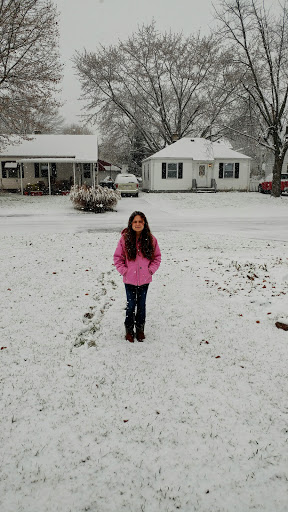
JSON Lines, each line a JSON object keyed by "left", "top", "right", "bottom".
{"left": 55, "top": 0, "right": 219, "bottom": 128}
{"left": 54, "top": 0, "right": 274, "bottom": 130}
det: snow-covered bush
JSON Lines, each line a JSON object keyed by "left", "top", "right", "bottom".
{"left": 70, "top": 184, "right": 121, "bottom": 213}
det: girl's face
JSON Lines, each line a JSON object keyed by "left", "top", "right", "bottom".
{"left": 131, "top": 215, "right": 145, "bottom": 235}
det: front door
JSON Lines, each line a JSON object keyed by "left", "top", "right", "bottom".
{"left": 197, "top": 163, "right": 209, "bottom": 187}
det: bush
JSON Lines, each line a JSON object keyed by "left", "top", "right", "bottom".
{"left": 24, "top": 181, "right": 48, "bottom": 194}
{"left": 52, "top": 180, "right": 71, "bottom": 195}
{"left": 70, "top": 184, "right": 121, "bottom": 213}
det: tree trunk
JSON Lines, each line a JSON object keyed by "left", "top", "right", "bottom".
{"left": 271, "top": 155, "right": 283, "bottom": 197}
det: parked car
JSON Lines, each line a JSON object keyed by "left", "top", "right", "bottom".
{"left": 99, "top": 178, "right": 115, "bottom": 190}
{"left": 258, "top": 173, "right": 288, "bottom": 194}
{"left": 114, "top": 173, "right": 139, "bottom": 197}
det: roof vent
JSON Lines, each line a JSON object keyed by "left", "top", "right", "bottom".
{"left": 190, "top": 139, "right": 194, "bottom": 142}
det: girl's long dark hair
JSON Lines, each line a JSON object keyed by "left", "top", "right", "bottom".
{"left": 124, "top": 211, "right": 155, "bottom": 261}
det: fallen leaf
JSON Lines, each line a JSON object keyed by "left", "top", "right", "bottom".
{"left": 123, "top": 419, "right": 129, "bottom": 423}
{"left": 267, "top": 312, "right": 272, "bottom": 315}
{"left": 7, "top": 288, "right": 11, "bottom": 291}
{"left": 52, "top": 272, "right": 57, "bottom": 274}
{"left": 275, "top": 322, "right": 288, "bottom": 331}
{"left": 1, "top": 347, "right": 7, "bottom": 350}
{"left": 215, "top": 356, "right": 221, "bottom": 359}
{"left": 85, "top": 293, "right": 89, "bottom": 295}
{"left": 256, "top": 321, "right": 260, "bottom": 324}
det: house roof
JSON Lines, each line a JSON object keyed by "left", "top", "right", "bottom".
{"left": 98, "top": 159, "right": 121, "bottom": 172}
{"left": 144, "top": 137, "right": 251, "bottom": 161}
{"left": 0, "top": 135, "right": 98, "bottom": 162}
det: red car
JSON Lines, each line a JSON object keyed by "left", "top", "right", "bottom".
{"left": 258, "top": 173, "right": 288, "bottom": 194}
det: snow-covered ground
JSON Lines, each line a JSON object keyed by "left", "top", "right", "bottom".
{"left": 1, "top": 192, "right": 287, "bottom": 512}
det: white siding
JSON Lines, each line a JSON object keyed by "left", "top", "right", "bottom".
{"left": 264, "top": 152, "right": 288, "bottom": 177}
{"left": 143, "top": 158, "right": 250, "bottom": 192}
{"left": 151, "top": 159, "right": 192, "bottom": 191}
{"left": 215, "top": 159, "right": 250, "bottom": 191}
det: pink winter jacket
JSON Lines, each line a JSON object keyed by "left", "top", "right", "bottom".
{"left": 113, "top": 233, "right": 161, "bottom": 286}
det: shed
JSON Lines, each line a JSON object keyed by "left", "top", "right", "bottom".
{"left": 142, "top": 137, "right": 251, "bottom": 192}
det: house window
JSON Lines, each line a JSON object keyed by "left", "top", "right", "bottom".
{"left": 162, "top": 162, "right": 183, "bottom": 179}
{"left": 40, "top": 163, "right": 48, "bottom": 178}
{"left": 219, "top": 162, "right": 240, "bottom": 179}
{"left": 168, "top": 163, "right": 177, "bottom": 178}
{"left": 1, "top": 161, "right": 19, "bottom": 178}
{"left": 51, "top": 163, "right": 57, "bottom": 178}
{"left": 83, "top": 163, "right": 91, "bottom": 178}
{"left": 199, "top": 165, "right": 205, "bottom": 177}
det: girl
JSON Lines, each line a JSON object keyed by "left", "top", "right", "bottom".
{"left": 113, "top": 211, "right": 161, "bottom": 343}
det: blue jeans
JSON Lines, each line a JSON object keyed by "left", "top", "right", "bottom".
{"left": 124, "top": 284, "right": 149, "bottom": 332}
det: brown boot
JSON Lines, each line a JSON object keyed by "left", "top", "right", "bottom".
{"left": 136, "top": 326, "right": 145, "bottom": 342}
{"left": 125, "top": 332, "right": 134, "bottom": 343}
{"left": 125, "top": 327, "right": 134, "bottom": 343}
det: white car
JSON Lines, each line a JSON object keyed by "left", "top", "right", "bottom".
{"left": 114, "top": 173, "right": 139, "bottom": 197}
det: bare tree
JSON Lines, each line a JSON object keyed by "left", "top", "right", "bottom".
{"left": 62, "top": 123, "right": 93, "bottom": 135}
{"left": 216, "top": 0, "right": 288, "bottom": 197}
{"left": 15, "top": 108, "right": 64, "bottom": 134}
{"left": 0, "top": 0, "right": 62, "bottom": 145}
{"left": 74, "top": 23, "right": 238, "bottom": 154}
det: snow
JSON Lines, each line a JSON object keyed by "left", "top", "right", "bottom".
{"left": 0, "top": 135, "right": 98, "bottom": 162}
{"left": 144, "top": 137, "right": 251, "bottom": 161}
{"left": 0, "top": 191, "right": 288, "bottom": 512}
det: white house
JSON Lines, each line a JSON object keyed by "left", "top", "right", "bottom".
{"left": 142, "top": 137, "right": 251, "bottom": 192}
{"left": 0, "top": 134, "right": 98, "bottom": 194}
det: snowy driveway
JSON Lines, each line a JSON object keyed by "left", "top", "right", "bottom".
{"left": 0, "top": 191, "right": 288, "bottom": 240}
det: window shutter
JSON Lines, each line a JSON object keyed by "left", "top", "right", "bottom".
{"left": 1, "top": 162, "right": 7, "bottom": 178}
{"left": 162, "top": 162, "right": 166, "bottom": 179}
{"left": 34, "top": 163, "right": 39, "bottom": 178}
{"left": 178, "top": 162, "right": 183, "bottom": 179}
{"left": 21, "top": 164, "right": 24, "bottom": 179}
{"left": 219, "top": 163, "right": 223, "bottom": 179}
{"left": 235, "top": 162, "right": 239, "bottom": 179}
